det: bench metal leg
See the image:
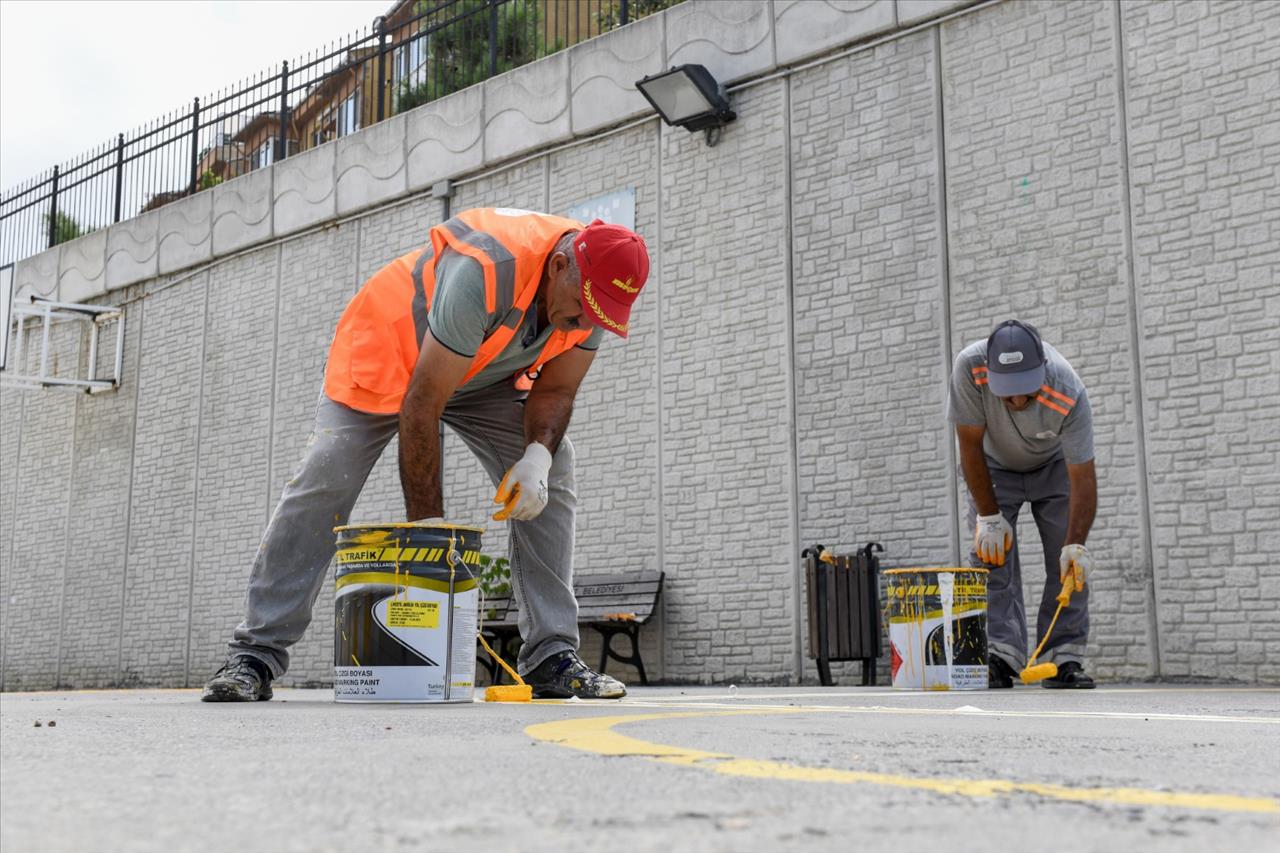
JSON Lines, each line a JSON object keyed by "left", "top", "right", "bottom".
{"left": 595, "top": 624, "right": 648, "bottom": 685}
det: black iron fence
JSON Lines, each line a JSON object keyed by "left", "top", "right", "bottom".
{"left": 0, "top": 0, "right": 682, "bottom": 268}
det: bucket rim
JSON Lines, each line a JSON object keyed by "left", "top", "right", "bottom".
{"left": 882, "top": 566, "right": 990, "bottom": 575}
{"left": 333, "top": 521, "right": 486, "bottom": 535}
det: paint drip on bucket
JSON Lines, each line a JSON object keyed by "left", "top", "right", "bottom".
{"left": 884, "top": 568, "right": 989, "bottom": 690}
{"left": 333, "top": 522, "right": 483, "bottom": 703}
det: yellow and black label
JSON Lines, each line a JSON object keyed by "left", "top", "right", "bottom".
{"left": 387, "top": 600, "right": 439, "bottom": 628}
{"left": 337, "top": 547, "right": 483, "bottom": 565}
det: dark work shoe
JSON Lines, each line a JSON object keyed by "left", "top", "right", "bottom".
{"left": 201, "top": 656, "right": 273, "bottom": 702}
{"left": 1043, "top": 661, "right": 1095, "bottom": 689}
{"left": 526, "top": 651, "right": 626, "bottom": 699}
{"left": 988, "top": 656, "right": 1017, "bottom": 689}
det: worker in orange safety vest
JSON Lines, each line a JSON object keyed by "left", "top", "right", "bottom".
{"left": 202, "top": 208, "right": 650, "bottom": 703}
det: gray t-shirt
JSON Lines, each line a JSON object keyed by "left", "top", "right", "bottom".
{"left": 427, "top": 246, "right": 603, "bottom": 394}
{"left": 946, "top": 339, "right": 1094, "bottom": 471}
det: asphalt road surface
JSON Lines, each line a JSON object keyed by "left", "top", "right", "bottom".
{"left": 2, "top": 684, "right": 1277, "bottom": 852}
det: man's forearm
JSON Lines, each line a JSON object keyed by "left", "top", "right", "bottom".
{"left": 399, "top": 406, "right": 444, "bottom": 520}
{"left": 1065, "top": 462, "right": 1097, "bottom": 545}
{"left": 957, "top": 436, "right": 1000, "bottom": 516}
{"left": 524, "top": 388, "right": 574, "bottom": 453}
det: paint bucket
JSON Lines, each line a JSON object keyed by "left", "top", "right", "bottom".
{"left": 333, "top": 522, "right": 483, "bottom": 703}
{"left": 883, "top": 568, "right": 989, "bottom": 690}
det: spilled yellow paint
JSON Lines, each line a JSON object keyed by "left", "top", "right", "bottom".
{"left": 525, "top": 710, "right": 1280, "bottom": 816}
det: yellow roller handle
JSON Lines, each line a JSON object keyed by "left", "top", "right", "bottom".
{"left": 477, "top": 633, "right": 532, "bottom": 702}
{"left": 1020, "top": 575, "right": 1078, "bottom": 684}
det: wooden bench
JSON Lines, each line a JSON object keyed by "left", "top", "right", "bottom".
{"left": 477, "top": 570, "right": 664, "bottom": 685}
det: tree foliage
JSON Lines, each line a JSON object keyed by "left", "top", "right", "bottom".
{"left": 395, "top": 0, "right": 559, "bottom": 114}
{"left": 44, "top": 211, "right": 88, "bottom": 246}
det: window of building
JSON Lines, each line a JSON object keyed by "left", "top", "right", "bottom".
{"left": 252, "top": 137, "right": 274, "bottom": 170}
{"left": 336, "top": 92, "right": 359, "bottom": 138}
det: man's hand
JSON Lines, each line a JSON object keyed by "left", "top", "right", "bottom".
{"left": 1059, "top": 543, "right": 1091, "bottom": 589}
{"left": 493, "top": 443, "right": 553, "bottom": 521}
{"left": 974, "top": 513, "right": 1013, "bottom": 566}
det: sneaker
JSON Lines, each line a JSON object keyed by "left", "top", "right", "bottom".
{"left": 1042, "top": 661, "right": 1095, "bottom": 689}
{"left": 988, "top": 655, "right": 1017, "bottom": 689}
{"left": 526, "top": 651, "right": 626, "bottom": 699}
{"left": 201, "top": 656, "right": 273, "bottom": 702}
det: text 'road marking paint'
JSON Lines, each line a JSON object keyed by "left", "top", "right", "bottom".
{"left": 525, "top": 710, "right": 1280, "bottom": 816}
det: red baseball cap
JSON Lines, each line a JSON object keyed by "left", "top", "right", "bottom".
{"left": 572, "top": 220, "right": 650, "bottom": 338}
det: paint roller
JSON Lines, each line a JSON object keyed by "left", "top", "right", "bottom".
{"left": 477, "top": 633, "right": 533, "bottom": 702}
{"left": 1019, "top": 567, "right": 1080, "bottom": 685}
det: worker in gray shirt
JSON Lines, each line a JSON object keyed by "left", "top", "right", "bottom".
{"left": 947, "top": 320, "right": 1097, "bottom": 688}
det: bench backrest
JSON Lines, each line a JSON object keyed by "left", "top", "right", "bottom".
{"left": 575, "top": 571, "right": 664, "bottom": 624}
{"left": 478, "top": 570, "right": 664, "bottom": 628}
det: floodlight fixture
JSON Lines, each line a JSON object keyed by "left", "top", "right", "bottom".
{"left": 636, "top": 64, "right": 736, "bottom": 146}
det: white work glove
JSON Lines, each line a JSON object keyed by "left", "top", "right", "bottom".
{"left": 973, "top": 513, "right": 1013, "bottom": 566}
{"left": 492, "top": 443, "right": 553, "bottom": 522}
{"left": 1059, "top": 543, "right": 1091, "bottom": 589}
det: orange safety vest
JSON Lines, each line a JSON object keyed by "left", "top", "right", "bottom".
{"left": 323, "top": 209, "right": 593, "bottom": 414}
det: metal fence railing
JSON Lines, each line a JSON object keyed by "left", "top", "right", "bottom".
{"left": 0, "top": 0, "right": 682, "bottom": 268}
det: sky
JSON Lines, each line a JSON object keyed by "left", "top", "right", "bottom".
{"left": 0, "top": 0, "right": 394, "bottom": 189}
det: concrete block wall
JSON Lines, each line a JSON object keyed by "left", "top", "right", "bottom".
{"left": 3, "top": 0, "right": 1278, "bottom": 689}
{"left": 1121, "top": 0, "right": 1280, "bottom": 682}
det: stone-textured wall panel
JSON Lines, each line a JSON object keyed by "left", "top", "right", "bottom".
{"left": 549, "top": 124, "right": 663, "bottom": 679}
{"left": 790, "top": 31, "right": 946, "bottom": 685}
{"left": 106, "top": 212, "right": 159, "bottom": 290}
{"left": 0, "top": 382, "right": 23, "bottom": 688}
{"left": 405, "top": 87, "right": 485, "bottom": 192}
{"left": 13, "top": 246, "right": 60, "bottom": 302}
{"left": 187, "top": 248, "right": 279, "bottom": 684}
{"left": 119, "top": 275, "right": 206, "bottom": 685}
{"left": 57, "top": 229, "right": 107, "bottom": 305}
{"left": 274, "top": 144, "right": 337, "bottom": 237}
{"left": 336, "top": 115, "right": 408, "bottom": 216}
{"left": 569, "top": 14, "right": 665, "bottom": 136}
{"left": 451, "top": 159, "right": 548, "bottom": 215}
{"left": 484, "top": 53, "right": 572, "bottom": 165}
{"left": 58, "top": 293, "right": 141, "bottom": 687}
{"left": 211, "top": 169, "right": 273, "bottom": 256}
{"left": 898, "top": 0, "right": 971, "bottom": 27}
{"left": 157, "top": 192, "right": 213, "bottom": 275}
{"left": 0, "top": 325, "right": 78, "bottom": 690}
{"left": 1123, "top": 0, "right": 1280, "bottom": 682}
{"left": 660, "top": 81, "right": 793, "bottom": 683}
{"left": 942, "top": 0, "right": 1151, "bottom": 678}
{"left": 775, "top": 0, "right": 896, "bottom": 66}
{"left": 269, "top": 227, "right": 359, "bottom": 685}
{"left": 666, "top": 0, "right": 776, "bottom": 85}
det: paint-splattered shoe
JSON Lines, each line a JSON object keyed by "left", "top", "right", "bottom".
{"left": 1042, "top": 661, "right": 1095, "bottom": 689}
{"left": 200, "top": 656, "right": 273, "bottom": 702}
{"left": 526, "top": 651, "right": 626, "bottom": 699}
{"left": 988, "top": 655, "right": 1016, "bottom": 689}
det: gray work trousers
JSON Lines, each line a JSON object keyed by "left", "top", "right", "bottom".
{"left": 227, "top": 384, "right": 580, "bottom": 678}
{"left": 965, "top": 456, "right": 1088, "bottom": 669}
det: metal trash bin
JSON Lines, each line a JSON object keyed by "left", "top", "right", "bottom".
{"left": 802, "top": 542, "right": 884, "bottom": 686}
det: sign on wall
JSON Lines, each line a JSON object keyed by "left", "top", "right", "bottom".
{"left": 566, "top": 188, "right": 636, "bottom": 230}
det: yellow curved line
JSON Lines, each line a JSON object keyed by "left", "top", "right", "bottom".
{"left": 525, "top": 711, "right": 1280, "bottom": 815}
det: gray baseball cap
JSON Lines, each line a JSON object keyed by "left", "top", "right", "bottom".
{"left": 986, "top": 320, "right": 1045, "bottom": 397}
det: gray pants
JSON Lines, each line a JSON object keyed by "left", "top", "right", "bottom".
{"left": 965, "top": 456, "right": 1088, "bottom": 669}
{"left": 228, "top": 383, "right": 579, "bottom": 678}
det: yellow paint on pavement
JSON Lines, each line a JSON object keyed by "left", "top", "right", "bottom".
{"left": 525, "top": 710, "right": 1280, "bottom": 816}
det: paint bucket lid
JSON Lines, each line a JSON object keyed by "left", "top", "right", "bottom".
{"left": 334, "top": 521, "right": 486, "bottom": 534}
{"left": 882, "top": 567, "right": 990, "bottom": 575}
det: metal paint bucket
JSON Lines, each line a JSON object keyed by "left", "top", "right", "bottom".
{"left": 333, "top": 522, "right": 483, "bottom": 703}
{"left": 883, "top": 568, "right": 989, "bottom": 690}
